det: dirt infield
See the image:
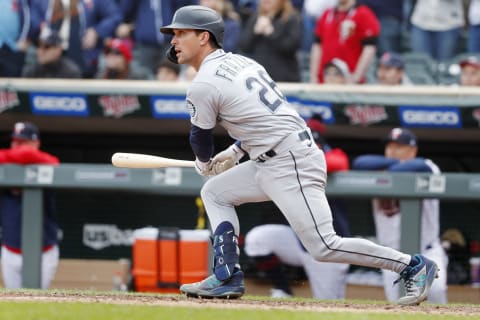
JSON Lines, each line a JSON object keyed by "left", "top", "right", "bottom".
{"left": 1, "top": 290, "right": 479, "bottom": 317}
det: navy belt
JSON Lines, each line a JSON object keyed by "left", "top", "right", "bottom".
{"left": 256, "top": 130, "right": 311, "bottom": 163}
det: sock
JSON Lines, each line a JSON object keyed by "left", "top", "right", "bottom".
{"left": 409, "top": 254, "right": 421, "bottom": 267}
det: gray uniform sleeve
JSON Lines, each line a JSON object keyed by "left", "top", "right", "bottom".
{"left": 187, "top": 81, "right": 221, "bottom": 130}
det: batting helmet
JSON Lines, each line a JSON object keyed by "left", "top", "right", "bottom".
{"left": 160, "top": 5, "right": 224, "bottom": 48}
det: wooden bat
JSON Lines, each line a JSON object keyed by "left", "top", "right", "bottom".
{"left": 111, "top": 152, "right": 195, "bottom": 168}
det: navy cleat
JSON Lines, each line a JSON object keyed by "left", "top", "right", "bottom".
{"left": 396, "top": 254, "right": 439, "bottom": 306}
{"left": 180, "top": 269, "right": 245, "bottom": 299}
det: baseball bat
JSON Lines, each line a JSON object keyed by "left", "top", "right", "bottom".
{"left": 111, "top": 152, "right": 195, "bottom": 168}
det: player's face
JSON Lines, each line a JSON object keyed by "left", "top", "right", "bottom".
{"left": 171, "top": 29, "right": 203, "bottom": 65}
{"left": 377, "top": 65, "right": 403, "bottom": 85}
{"left": 384, "top": 142, "right": 417, "bottom": 161}
{"left": 460, "top": 65, "right": 480, "bottom": 86}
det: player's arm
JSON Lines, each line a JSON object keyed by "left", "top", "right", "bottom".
{"left": 189, "top": 124, "right": 214, "bottom": 163}
{"left": 387, "top": 158, "right": 433, "bottom": 173}
{"left": 352, "top": 155, "right": 398, "bottom": 170}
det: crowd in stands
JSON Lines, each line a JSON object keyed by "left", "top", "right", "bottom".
{"left": 1, "top": 0, "right": 479, "bottom": 85}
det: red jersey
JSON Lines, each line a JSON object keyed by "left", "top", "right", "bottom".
{"left": 314, "top": 5, "right": 380, "bottom": 83}
{"left": 325, "top": 148, "right": 349, "bottom": 173}
{"left": 0, "top": 146, "right": 59, "bottom": 165}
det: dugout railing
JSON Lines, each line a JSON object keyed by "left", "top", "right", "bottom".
{"left": 1, "top": 164, "right": 479, "bottom": 288}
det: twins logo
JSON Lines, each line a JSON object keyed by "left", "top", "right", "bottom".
{"left": 0, "top": 91, "right": 19, "bottom": 113}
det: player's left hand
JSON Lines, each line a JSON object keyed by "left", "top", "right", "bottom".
{"left": 212, "top": 143, "right": 244, "bottom": 165}
{"left": 211, "top": 158, "right": 235, "bottom": 175}
{"left": 194, "top": 158, "right": 214, "bottom": 176}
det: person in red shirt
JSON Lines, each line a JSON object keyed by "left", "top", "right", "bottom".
{"left": 309, "top": 0, "right": 380, "bottom": 83}
{"left": 0, "top": 122, "right": 60, "bottom": 289}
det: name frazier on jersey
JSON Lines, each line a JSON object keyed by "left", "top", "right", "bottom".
{"left": 214, "top": 54, "right": 254, "bottom": 82}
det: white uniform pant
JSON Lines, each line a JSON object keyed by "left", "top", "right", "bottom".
{"left": 245, "top": 224, "right": 349, "bottom": 299}
{"left": 1, "top": 245, "right": 59, "bottom": 289}
{"left": 201, "top": 141, "right": 411, "bottom": 275}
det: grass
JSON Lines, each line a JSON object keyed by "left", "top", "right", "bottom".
{"left": 0, "top": 302, "right": 475, "bottom": 320}
{"left": 0, "top": 290, "right": 478, "bottom": 320}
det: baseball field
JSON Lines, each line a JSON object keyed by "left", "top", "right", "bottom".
{"left": 0, "top": 290, "right": 479, "bottom": 319}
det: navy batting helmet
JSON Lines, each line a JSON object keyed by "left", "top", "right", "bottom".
{"left": 160, "top": 5, "right": 224, "bottom": 48}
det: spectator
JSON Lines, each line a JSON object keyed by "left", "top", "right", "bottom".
{"left": 239, "top": 0, "right": 303, "bottom": 82}
{"left": 96, "top": 38, "right": 150, "bottom": 80}
{"left": 199, "top": 0, "right": 242, "bottom": 53}
{"left": 357, "top": 0, "right": 403, "bottom": 55}
{"left": 352, "top": 128, "right": 448, "bottom": 304}
{"left": 0, "top": 0, "right": 32, "bottom": 77}
{"left": 22, "top": 28, "right": 82, "bottom": 78}
{"left": 459, "top": 56, "right": 480, "bottom": 86}
{"left": 309, "top": 0, "right": 380, "bottom": 83}
{"left": 244, "top": 115, "right": 351, "bottom": 299}
{"left": 375, "top": 51, "right": 408, "bottom": 85}
{"left": 467, "top": 0, "right": 480, "bottom": 54}
{"left": 409, "top": 0, "right": 464, "bottom": 61}
{"left": 116, "top": 0, "right": 196, "bottom": 75}
{"left": 156, "top": 59, "right": 181, "bottom": 82}
{"left": 31, "top": 0, "right": 122, "bottom": 78}
{"left": 323, "top": 58, "right": 352, "bottom": 84}
{"left": 0, "top": 121, "right": 60, "bottom": 289}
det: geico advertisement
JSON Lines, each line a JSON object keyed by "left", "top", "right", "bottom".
{"left": 399, "top": 106, "right": 461, "bottom": 128}
{"left": 30, "top": 92, "right": 89, "bottom": 116}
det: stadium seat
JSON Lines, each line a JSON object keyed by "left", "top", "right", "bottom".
{"left": 402, "top": 52, "right": 438, "bottom": 85}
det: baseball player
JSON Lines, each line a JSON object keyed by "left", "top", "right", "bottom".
{"left": 352, "top": 128, "right": 448, "bottom": 304}
{"left": 0, "top": 122, "right": 60, "bottom": 289}
{"left": 159, "top": 5, "right": 438, "bottom": 305}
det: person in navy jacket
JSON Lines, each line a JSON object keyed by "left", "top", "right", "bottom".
{"left": 0, "top": 122, "right": 60, "bottom": 289}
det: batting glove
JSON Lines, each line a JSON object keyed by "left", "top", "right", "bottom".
{"left": 213, "top": 143, "right": 244, "bottom": 164}
{"left": 194, "top": 158, "right": 214, "bottom": 176}
{"left": 210, "top": 144, "right": 245, "bottom": 175}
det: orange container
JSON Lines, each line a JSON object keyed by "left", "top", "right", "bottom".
{"left": 131, "top": 227, "right": 211, "bottom": 293}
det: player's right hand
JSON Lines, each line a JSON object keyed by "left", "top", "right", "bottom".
{"left": 194, "top": 158, "right": 214, "bottom": 176}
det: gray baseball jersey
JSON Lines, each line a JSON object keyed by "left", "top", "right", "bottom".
{"left": 187, "top": 50, "right": 304, "bottom": 160}
{"left": 192, "top": 49, "right": 412, "bottom": 275}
